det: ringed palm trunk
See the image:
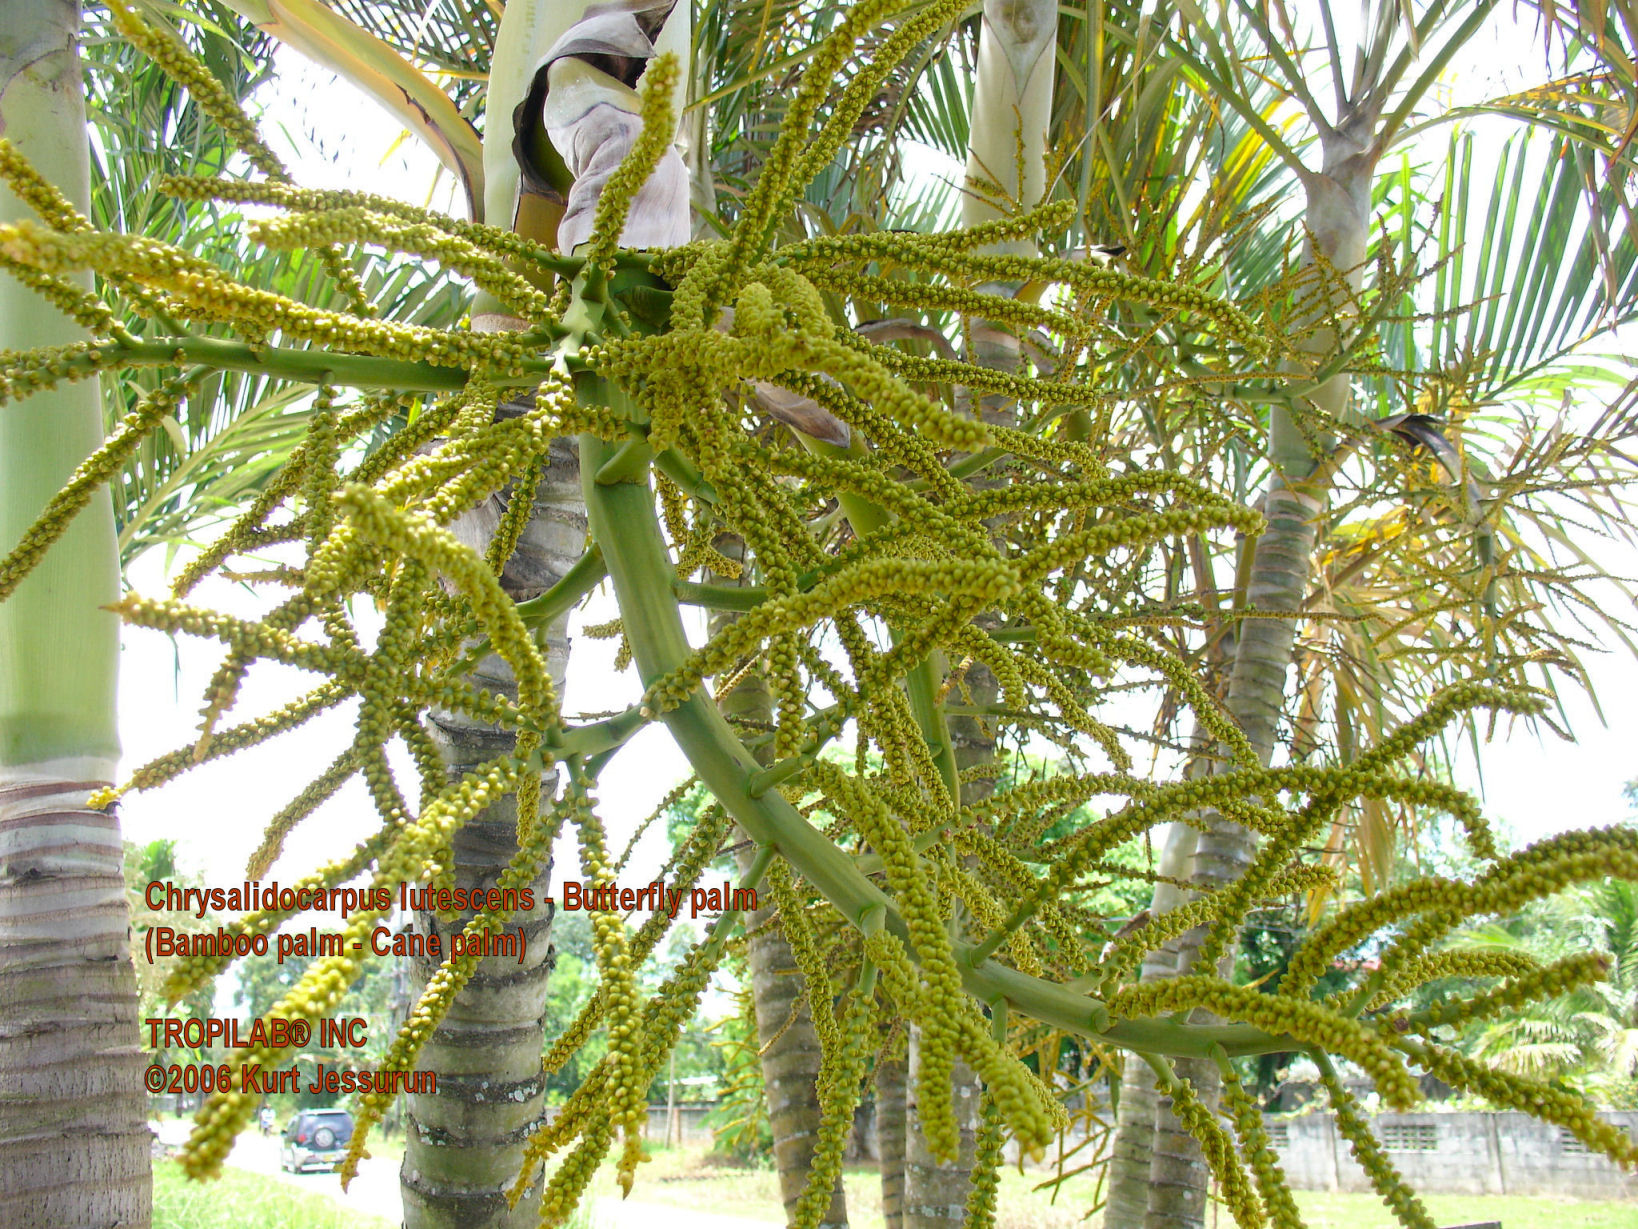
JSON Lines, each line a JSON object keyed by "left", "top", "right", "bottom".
{"left": 397, "top": 1, "right": 582, "bottom": 1220}
{"left": 1104, "top": 666, "right": 1234, "bottom": 1223}
{"left": 398, "top": 5, "right": 692, "bottom": 1220}
{"left": 899, "top": 2, "right": 1056, "bottom": 1224}
{"left": 1105, "top": 100, "right": 1383, "bottom": 1229}
{"left": 713, "top": 580, "right": 849, "bottom": 1229}
{"left": 0, "top": 3, "right": 149, "bottom": 1227}
{"left": 741, "top": 883, "right": 849, "bottom": 1228}
{"left": 397, "top": 438, "right": 576, "bottom": 1227}
{"left": 1100, "top": 814, "right": 1197, "bottom": 1227}
{"left": 875, "top": 1049, "right": 908, "bottom": 1229}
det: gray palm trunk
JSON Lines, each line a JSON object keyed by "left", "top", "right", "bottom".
{"left": 1102, "top": 101, "right": 1382, "bottom": 1229}
{"left": 0, "top": 3, "right": 149, "bottom": 1226}
{"left": 741, "top": 883, "right": 849, "bottom": 1228}
{"left": 1101, "top": 820, "right": 1198, "bottom": 1227}
{"left": 903, "top": 1028, "right": 984, "bottom": 1225}
{"left": 715, "top": 603, "right": 849, "bottom": 1229}
{"left": 399, "top": 430, "right": 579, "bottom": 1227}
{"left": 898, "top": 0, "right": 1058, "bottom": 1215}
{"left": 875, "top": 1050, "right": 908, "bottom": 1229}
{"left": 897, "top": 360, "right": 1015, "bottom": 1229}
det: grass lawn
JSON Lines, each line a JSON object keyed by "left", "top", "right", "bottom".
{"left": 1291, "top": 1191, "right": 1638, "bottom": 1229}
{"left": 588, "top": 1145, "right": 1638, "bottom": 1229}
{"left": 153, "top": 1144, "right": 1638, "bottom": 1228}
{"left": 153, "top": 1159, "right": 395, "bottom": 1229}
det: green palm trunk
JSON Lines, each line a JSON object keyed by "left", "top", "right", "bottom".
{"left": 0, "top": 3, "right": 147, "bottom": 1226}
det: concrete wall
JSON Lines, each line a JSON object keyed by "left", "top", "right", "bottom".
{"left": 1269, "top": 1111, "right": 1638, "bottom": 1199}
{"left": 642, "top": 1102, "right": 716, "bottom": 1146}
{"left": 631, "top": 1099, "right": 1638, "bottom": 1200}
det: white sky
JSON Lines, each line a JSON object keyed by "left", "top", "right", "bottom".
{"left": 113, "top": 15, "right": 1637, "bottom": 917}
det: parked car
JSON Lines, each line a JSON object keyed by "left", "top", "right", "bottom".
{"left": 279, "top": 1108, "right": 353, "bottom": 1173}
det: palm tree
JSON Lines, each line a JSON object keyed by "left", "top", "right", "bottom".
{"left": 2, "top": 5, "right": 473, "bottom": 1222}
{"left": 1458, "top": 878, "right": 1638, "bottom": 1101}
{"left": 1019, "top": 6, "right": 1638, "bottom": 1222}
{"left": 0, "top": 4, "right": 146, "bottom": 1225}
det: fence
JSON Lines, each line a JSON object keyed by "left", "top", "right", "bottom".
{"left": 1268, "top": 1110, "right": 1638, "bottom": 1199}
{"left": 642, "top": 1101, "right": 717, "bottom": 1146}
{"left": 570, "top": 1099, "right": 1638, "bottom": 1199}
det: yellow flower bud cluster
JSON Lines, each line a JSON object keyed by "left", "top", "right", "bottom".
{"left": 0, "top": 372, "right": 190, "bottom": 602}
{"left": 1221, "top": 1065, "right": 1302, "bottom": 1229}
{"left": 0, "top": 221, "right": 533, "bottom": 371}
{"left": 1109, "top": 975, "right": 1420, "bottom": 1109}
{"left": 810, "top": 764, "right": 966, "bottom": 1157}
{"left": 178, "top": 755, "right": 520, "bottom": 1177}
{"left": 962, "top": 1096, "right": 1006, "bottom": 1229}
{"left": 0, "top": 255, "right": 125, "bottom": 335}
{"left": 164, "top": 391, "right": 417, "bottom": 601}
{"left": 784, "top": 0, "right": 972, "bottom": 201}
{"left": 865, "top": 931, "right": 1063, "bottom": 1151}
{"left": 97, "top": 681, "right": 348, "bottom": 808}
{"left": 820, "top": 266, "right": 1085, "bottom": 345}
{"left": 0, "top": 131, "right": 180, "bottom": 335}
{"left": 104, "top": 2, "right": 376, "bottom": 314}
{"left": 947, "top": 862, "right": 1044, "bottom": 975}
{"left": 582, "top": 52, "right": 683, "bottom": 274}
{"left": 1193, "top": 761, "right": 1498, "bottom": 974}
{"left": 543, "top": 802, "right": 733, "bottom": 1076}
{"left": 957, "top": 829, "right": 1085, "bottom": 972}
{"left": 522, "top": 908, "right": 738, "bottom": 1215}
{"left": 336, "top": 487, "right": 556, "bottom": 719}
{"left": 535, "top": 1120, "right": 614, "bottom": 1229}
{"left": 155, "top": 832, "right": 387, "bottom": 1006}
{"left": 1316, "top": 1064, "right": 1436, "bottom": 1229}
{"left": 250, "top": 207, "right": 550, "bottom": 321}
{"left": 1148, "top": 1059, "right": 1264, "bottom": 1227}
{"left": 767, "top": 860, "right": 843, "bottom": 1048}
{"left": 785, "top": 225, "right": 1270, "bottom": 362}
{"left": 0, "top": 136, "right": 93, "bottom": 231}
{"left": 1290, "top": 827, "right": 1638, "bottom": 1000}
{"left": 792, "top": 980, "right": 878, "bottom": 1229}
{"left": 562, "top": 778, "right": 649, "bottom": 1191}
{"left": 159, "top": 173, "right": 577, "bottom": 282}
{"left": 858, "top": 340, "right": 1110, "bottom": 414}
{"left": 684, "top": 0, "right": 927, "bottom": 317}
{"left": 107, "top": 0, "right": 280, "bottom": 178}
{"left": 194, "top": 589, "right": 319, "bottom": 756}
{"left": 342, "top": 768, "right": 564, "bottom": 1182}
{"left": 1405, "top": 1039, "right": 1638, "bottom": 1168}
{"left": 244, "top": 748, "right": 360, "bottom": 878}
{"left": 0, "top": 339, "right": 127, "bottom": 405}
{"left": 1363, "top": 946, "right": 1543, "bottom": 1012}
{"left": 1394, "top": 951, "right": 1609, "bottom": 1033}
